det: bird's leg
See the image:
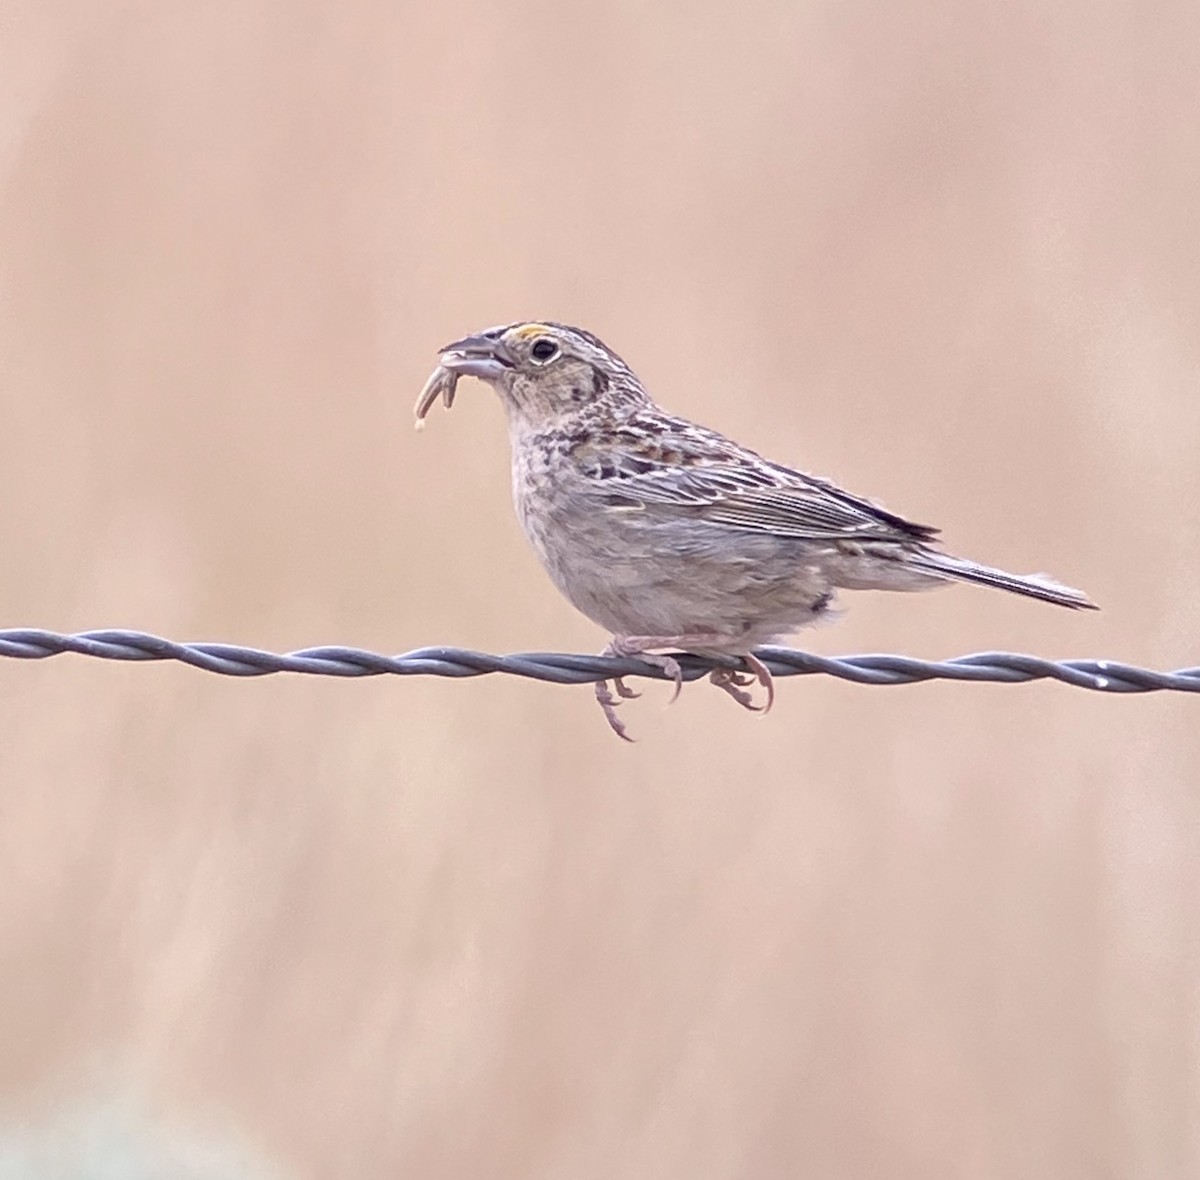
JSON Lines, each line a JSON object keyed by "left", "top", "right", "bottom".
{"left": 607, "top": 634, "right": 716, "bottom": 705}
{"left": 592, "top": 635, "right": 689, "bottom": 739}
{"left": 708, "top": 652, "right": 775, "bottom": 715}
{"left": 595, "top": 635, "right": 774, "bottom": 739}
{"left": 708, "top": 668, "right": 758, "bottom": 709}
{"left": 593, "top": 638, "right": 653, "bottom": 742}
{"left": 594, "top": 676, "right": 636, "bottom": 742}
{"left": 611, "top": 632, "right": 769, "bottom": 705}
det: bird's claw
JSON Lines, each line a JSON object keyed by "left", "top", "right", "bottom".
{"left": 709, "top": 653, "right": 775, "bottom": 714}
{"left": 645, "top": 655, "right": 683, "bottom": 705}
{"left": 593, "top": 639, "right": 770, "bottom": 739}
{"left": 613, "top": 676, "right": 640, "bottom": 700}
{"left": 595, "top": 679, "right": 636, "bottom": 742}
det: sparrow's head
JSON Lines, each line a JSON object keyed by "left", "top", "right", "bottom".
{"left": 421, "top": 321, "right": 650, "bottom": 429}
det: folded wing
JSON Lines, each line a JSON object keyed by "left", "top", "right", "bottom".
{"left": 575, "top": 419, "right": 938, "bottom": 545}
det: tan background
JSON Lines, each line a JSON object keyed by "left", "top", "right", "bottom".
{"left": 1, "top": 1, "right": 1198, "bottom": 1176}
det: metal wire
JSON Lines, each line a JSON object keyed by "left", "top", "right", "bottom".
{"left": 0, "top": 628, "right": 1197, "bottom": 693}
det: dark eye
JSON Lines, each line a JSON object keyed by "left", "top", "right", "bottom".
{"left": 530, "top": 337, "right": 559, "bottom": 363}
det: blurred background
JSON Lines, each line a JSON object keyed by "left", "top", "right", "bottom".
{"left": 1, "top": 1, "right": 1198, "bottom": 1176}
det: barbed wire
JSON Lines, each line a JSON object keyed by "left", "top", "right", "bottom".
{"left": 0, "top": 629, "right": 1197, "bottom": 693}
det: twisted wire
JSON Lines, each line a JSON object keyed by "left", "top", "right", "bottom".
{"left": 0, "top": 629, "right": 1197, "bottom": 693}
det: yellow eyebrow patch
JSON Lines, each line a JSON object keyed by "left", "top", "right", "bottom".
{"left": 512, "top": 323, "right": 553, "bottom": 339}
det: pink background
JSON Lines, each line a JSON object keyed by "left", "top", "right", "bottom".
{"left": 1, "top": 2, "right": 1197, "bottom": 1175}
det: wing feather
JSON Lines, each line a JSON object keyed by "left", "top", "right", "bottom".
{"left": 573, "top": 418, "right": 938, "bottom": 544}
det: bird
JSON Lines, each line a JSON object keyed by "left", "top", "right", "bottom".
{"left": 414, "top": 321, "right": 1097, "bottom": 740}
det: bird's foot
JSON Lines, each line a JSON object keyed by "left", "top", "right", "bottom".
{"left": 594, "top": 635, "right": 771, "bottom": 739}
{"left": 594, "top": 678, "right": 636, "bottom": 742}
{"left": 709, "top": 652, "right": 775, "bottom": 714}
{"left": 605, "top": 637, "right": 686, "bottom": 704}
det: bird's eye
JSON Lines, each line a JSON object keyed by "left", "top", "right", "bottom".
{"left": 529, "top": 337, "right": 560, "bottom": 363}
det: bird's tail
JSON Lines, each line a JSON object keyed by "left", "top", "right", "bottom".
{"left": 907, "top": 550, "right": 1098, "bottom": 610}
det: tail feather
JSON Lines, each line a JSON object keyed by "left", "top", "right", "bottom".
{"left": 908, "top": 551, "right": 1098, "bottom": 610}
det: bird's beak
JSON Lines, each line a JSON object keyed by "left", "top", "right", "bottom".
{"left": 437, "top": 333, "right": 515, "bottom": 382}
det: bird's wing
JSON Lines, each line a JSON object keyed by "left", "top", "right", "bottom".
{"left": 573, "top": 419, "right": 938, "bottom": 544}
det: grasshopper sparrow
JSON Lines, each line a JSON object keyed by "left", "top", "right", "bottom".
{"left": 415, "top": 321, "right": 1096, "bottom": 740}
